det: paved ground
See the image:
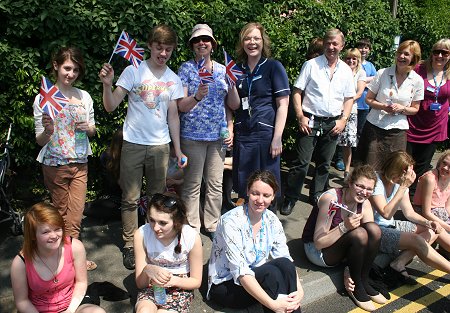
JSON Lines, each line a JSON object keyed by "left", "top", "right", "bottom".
{"left": 0, "top": 164, "right": 367, "bottom": 313}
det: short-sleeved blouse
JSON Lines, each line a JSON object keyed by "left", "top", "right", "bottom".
{"left": 178, "top": 60, "right": 228, "bottom": 141}
{"left": 407, "top": 63, "right": 450, "bottom": 143}
{"left": 366, "top": 66, "right": 424, "bottom": 130}
{"left": 207, "top": 205, "right": 292, "bottom": 298}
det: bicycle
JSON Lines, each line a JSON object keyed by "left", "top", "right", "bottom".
{"left": 0, "top": 123, "right": 23, "bottom": 235}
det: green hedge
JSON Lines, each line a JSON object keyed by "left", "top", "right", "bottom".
{"left": 0, "top": 0, "right": 445, "bottom": 198}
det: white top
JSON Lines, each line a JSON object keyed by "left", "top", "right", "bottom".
{"left": 351, "top": 69, "right": 367, "bottom": 114}
{"left": 294, "top": 54, "right": 356, "bottom": 117}
{"left": 372, "top": 173, "right": 408, "bottom": 227}
{"left": 366, "top": 66, "right": 424, "bottom": 130}
{"left": 139, "top": 223, "right": 197, "bottom": 275}
{"left": 117, "top": 62, "right": 184, "bottom": 145}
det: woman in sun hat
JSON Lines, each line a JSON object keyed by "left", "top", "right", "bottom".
{"left": 177, "top": 23, "right": 239, "bottom": 238}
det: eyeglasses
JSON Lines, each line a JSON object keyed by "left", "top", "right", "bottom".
{"left": 432, "top": 49, "right": 450, "bottom": 57}
{"left": 353, "top": 183, "right": 374, "bottom": 194}
{"left": 151, "top": 193, "right": 177, "bottom": 208}
{"left": 191, "top": 36, "right": 212, "bottom": 44}
{"left": 243, "top": 36, "right": 262, "bottom": 43}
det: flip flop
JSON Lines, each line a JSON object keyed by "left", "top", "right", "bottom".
{"left": 87, "top": 260, "right": 98, "bottom": 271}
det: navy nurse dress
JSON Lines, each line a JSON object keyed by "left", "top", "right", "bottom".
{"left": 233, "top": 57, "right": 290, "bottom": 198}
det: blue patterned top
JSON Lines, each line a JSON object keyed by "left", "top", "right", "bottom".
{"left": 178, "top": 60, "right": 228, "bottom": 141}
{"left": 207, "top": 205, "right": 292, "bottom": 299}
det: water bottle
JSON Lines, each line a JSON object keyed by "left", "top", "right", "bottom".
{"left": 220, "top": 120, "right": 230, "bottom": 151}
{"left": 75, "top": 130, "right": 87, "bottom": 156}
{"left": 153, "top": 285, "right": 167, "bottom": 305}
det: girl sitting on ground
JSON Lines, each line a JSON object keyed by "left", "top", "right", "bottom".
{"left": 133, "top": 193, "right": 202, "bottom": 313}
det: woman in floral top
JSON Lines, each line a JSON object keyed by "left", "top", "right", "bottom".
{"left": 33, "top": 46, "right": 97, "bottom": 270}
{"left": 177, "top": 24, "right": 239, "bottom": 238}
{"left": 207, "top": 170, "right": 303, "bottom": 312}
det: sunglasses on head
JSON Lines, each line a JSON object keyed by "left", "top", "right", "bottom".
{"left": 432, "top": 49, "right": 450, "bottom": 57}
{"left": 151, "top": 193, "right": 177, "bottom": 208}
{"left": 191, "top": 36, "right": 212, "bottom": 44}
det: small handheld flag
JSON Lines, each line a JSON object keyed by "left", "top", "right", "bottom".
{"left": 108, "top": 30, "right": 145, "bottom": 68}
{"left": 326, "top": 200, "right": 355, "bottom": 225}
{"left": 197, "top": 57, "right": 214, "bottom": 84}
{"left": 39, "top": 77, "right": 68, "bottom": 120}
{"left": 223, "top": 48, "right": 244, "bottom": 87}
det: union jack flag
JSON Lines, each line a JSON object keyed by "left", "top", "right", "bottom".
{"left": 112, "top": 30, "right": 145, "bottom": 67}
{"left": 223, "top": 49, "right": 244, "bottom": 87}
{"left": 197, "top": 58, "right": 214, "bottom": 84}
{"left": 39, "top": 76, "right": 68, "bottom": 119}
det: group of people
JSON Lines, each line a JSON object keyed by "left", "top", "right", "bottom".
{"left": 9, "top": 19, "right": 450, "bottom": 312}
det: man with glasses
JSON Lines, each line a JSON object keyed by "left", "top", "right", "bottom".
{"left": 281, "top": 28, "right": 355, "bottom": 215}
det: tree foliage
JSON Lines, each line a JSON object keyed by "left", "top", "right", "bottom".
{"left": 0, "top": 0, "right": 446, "bottom": 197}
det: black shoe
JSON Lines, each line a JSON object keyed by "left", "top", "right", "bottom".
{"left": 280, "top": 198, "right": 296, "bottom": 216}
{"left": 122, "top": 247, "right": 135, "bottom": 270}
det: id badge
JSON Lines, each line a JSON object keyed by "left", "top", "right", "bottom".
{"left": 242, "top": 97, "right": 249, "bottom": 110}
{"left": 430, "top": 102, "right": 441, "bottom": 111}
{"left": 426, "top": 86, "right": 435, "bottom": 93}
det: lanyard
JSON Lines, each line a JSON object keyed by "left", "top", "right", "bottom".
{"left": 432, "top": 70, "right": 444, "bottom": 103}
{"left": 245, "top": 62, "right": 262, "bottom": 106}
{"left": 245, "top": 204, "right": 265, "bottom": 267}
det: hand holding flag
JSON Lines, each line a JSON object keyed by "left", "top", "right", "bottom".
{"left": 39, "top": 76, "right": 69, "bottom": 120}
{"left": 197, "top": 57, "right": 214, "bottom": 84}
{"left": 326, "top": 200, "right": 355, "bottom": 225}
{"left": 108, "top": 30, "right": 145, "bottom": 68}
{"left": 223, "top": 48, "right": 244, "bottom": 87}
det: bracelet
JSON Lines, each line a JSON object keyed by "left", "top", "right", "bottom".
{"left": 340, "top": 114, "right": 349, "bottom": 122}
{"left": 193, "top": 95, "right": 201, "bottom": 102}
{"left": 338, "top": 221, "right": 348, "bottom": 234}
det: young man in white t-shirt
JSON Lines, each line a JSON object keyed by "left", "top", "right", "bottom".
{"left": 99, "top": 25, "right": 186, "bottom": 270}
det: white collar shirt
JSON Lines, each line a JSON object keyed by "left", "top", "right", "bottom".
{"left": 294, "top": 54, "right": 356, "bottom": 117}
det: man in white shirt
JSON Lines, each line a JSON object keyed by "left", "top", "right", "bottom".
{"left": 282, "top": 29, "right": 356, "bottom": 215}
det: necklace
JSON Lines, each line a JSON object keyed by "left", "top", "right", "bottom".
{"left": 36, "top": 247, "right": 60, "bottom": 283}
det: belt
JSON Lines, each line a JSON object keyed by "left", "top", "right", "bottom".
{"left": 303, "top": 111, "right": 339, "bottom": 122}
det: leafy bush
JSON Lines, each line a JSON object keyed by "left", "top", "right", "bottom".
{"left": 0, "top": 0, "right": 446, "bottom": 199}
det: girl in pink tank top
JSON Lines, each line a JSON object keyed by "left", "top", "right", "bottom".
{"left": 10, "top": 203, "right": 105, "bottom": 313}
{"left": 414, "top": 150, "right": 450, "bottom": 234}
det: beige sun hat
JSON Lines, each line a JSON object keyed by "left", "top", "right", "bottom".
{"left": 189, "top": 23, "right": 217, "bottom": 45}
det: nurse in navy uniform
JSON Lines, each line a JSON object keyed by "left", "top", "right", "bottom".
{"left": 233, "top": 22, "right": 290, "bottom": 211}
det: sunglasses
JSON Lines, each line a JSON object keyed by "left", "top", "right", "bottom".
{"left": 191, "top": 36, "right": 212, "bottom": 44}
{"left": 151, "top": 193, "right": 177, "bottom": 208}
{"left": 432, "top": 49, "right": 450, "bottom": 57}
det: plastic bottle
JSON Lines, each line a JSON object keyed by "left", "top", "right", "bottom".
{"left": 75, "top": 130, "right": 87, "bottom": 156}
{"left": 220, "top": 120, "right": 230, "bottom": 151}
{"left": 153, "top": 285, "right": 167, "bottom": 305}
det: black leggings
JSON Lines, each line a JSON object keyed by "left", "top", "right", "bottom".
{"left": 209, "top": 257, "right": 301, "bottom": 312}
{"left": 323, "top": 222, "right": 381, "bottom": 301}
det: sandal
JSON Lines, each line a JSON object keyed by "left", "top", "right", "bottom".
{"left": 87, "top": 260, "right": 98, "bottom": 271}
{"left": 392, "top": 267, "right": 416, "bottom": 285}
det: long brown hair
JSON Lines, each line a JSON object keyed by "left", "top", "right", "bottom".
{"left": 148, "top": 193, "right": 187, "bottom": 254}
{"left": 22, "top": 203, "right": 67, "bottom": 261}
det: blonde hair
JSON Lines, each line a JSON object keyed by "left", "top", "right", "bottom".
{"left": 436, "top": 149, "right": 450, "bottom": 173}
{"left": 425, "top": 38, "right": 450, "bottom": 80}
{"left": 344, "top": 48, "right": 362, "bottom": 72}
{"left": 323, "top": 28, "right": 345, "bottom": 45}
{"left": 396, "top": 40, "right": 421, "bottom": 72}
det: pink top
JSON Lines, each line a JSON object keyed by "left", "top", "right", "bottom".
{"left": 414, "top": 169, "right": 450, "bottom": 208}
{"left": 407, "top": 63, "right": 450, "bottom": 143}
{"left": 25, "top": 237, "right": 75, "bottom": 313}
